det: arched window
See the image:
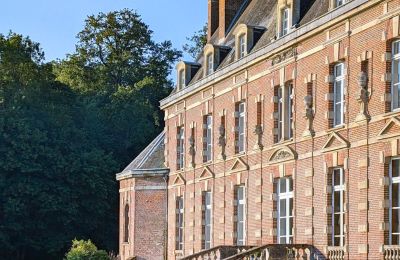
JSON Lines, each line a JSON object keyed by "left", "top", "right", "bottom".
{"left": 124, "top": 204, "right": 129, "bottom": 243}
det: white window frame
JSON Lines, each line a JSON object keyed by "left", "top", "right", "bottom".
{"left": 204, "top": 115, "right": 213, "bottom": 162}
{"left": 235, "top": 185, "right": 246, "bottom": 245}
{"left": 277, "top": 177, "right": 293, "bottom": 244}
{"left": 287, "top": 84, "right": 294, "bottom": 139}
{"left": 390, "top": 158, "right": 400, "bottom": 245}
{"left": 238, "top": 102, "right": 246, "bottom": 153}
{"left": 331, "top": 168, "right": 345, "bottom": 247}
{"left": 278, "top": 86, "right": 283, "bottom": 142}
{"left": 239, "top": 34, "right": 246, "bottom": 59}
{"left": 333, "top": 63, "right": 345, "bottom": 127}
{"left": 203, "top": 191, "right": 212, "bottom": 249}
{"left": 392, "top": 40, "right": 400, "bottom": 111}
{"left": 207, "top": 53, "right": 214, "bottom": 75}
{"left": 178, "top": 127, "right": 185, "bottom": 170}
{"left": 281, "top": 8, "right": 290, "bottom": 37}
{"left": 176, "top": 196, "right": 184, "bottom": 250}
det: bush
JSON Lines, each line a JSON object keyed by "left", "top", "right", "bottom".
{"left": 65, "top": 239, "right": 110, "bottom": 260}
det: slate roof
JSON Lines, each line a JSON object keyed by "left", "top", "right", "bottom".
{"left": 116, "top": 132, "right": 168, "bottom": 180}
{"left": 180, "top": 0, "right": 332, "bottom": 87}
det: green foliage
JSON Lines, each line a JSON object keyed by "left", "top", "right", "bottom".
{"left": 65, "top": 239, "right": 109, "bottom": 260}
{"left": 183, "top": 24, "right": 208, "bottom": 59}
{"left": 0, "top": 8, "right": 180, "bottom": 260}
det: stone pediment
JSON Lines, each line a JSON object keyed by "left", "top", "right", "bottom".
{"left": 228, "top": 157, "right": 249, "bottom": 174}
{"left": 172, "top": 173, "right": 185, "bottom": 186}
{"left": 377, "top": 117, "right": 400, "bottom": 140}
{"left": 321, "top": 132, "right": 349, "bottom": 153}
{"left": 198, "top": 166, "right": 214, "bottom": 180}
{"left": 268, "top": 146, "right": 297, "bottom": 165}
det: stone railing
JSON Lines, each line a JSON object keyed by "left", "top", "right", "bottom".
{"left": 181, "top": 246, "right": 254, "bottom": 260}
{"left": 327, "top": 246, "right": 345, "bottom": 260}
{"left": 223, "top": 244, "right": 314, "bottom": 260}
{"left": 384, "top": 245, "right": 400, "bottom": 259}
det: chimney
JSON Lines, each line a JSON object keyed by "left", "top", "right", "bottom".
{"left": 208, "top": 0, "right": 219, "bottom": 41}
{"left": 219, "top": 0, "right": 245, "bottom": 40}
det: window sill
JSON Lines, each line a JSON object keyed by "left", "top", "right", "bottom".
{"left": 122, "top": 242, "right": 129, "bottom": 245}
{"left": 174, "top": 250, "right": 184, "bottom": 256}
{"left": 272, "top": 138, "right": 294, "bottom": 148}
{"left": 202, "top": 161, "right": 213, "bottom": 167}
{"left": 233, "top": 152, "right": 246, "bottom": 159}
{"left": 384, "top": 109, "right": 400, "bottom": 119}
{"left": 326, "top": 124, "right": 346, "bottom": 133}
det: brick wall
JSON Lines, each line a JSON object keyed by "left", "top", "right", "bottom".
{"left": 119, "top": 176, "right": 167, "bottom": 260}
{"left": 164, "top": 1, "right": 400, "bottom": 259}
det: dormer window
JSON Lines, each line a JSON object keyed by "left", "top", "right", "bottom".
{"left": 280, "top": 8, "right": 289, "bottom": 37}
{"left": 176, "top": 61, "right": 200, "bottom": 90}
{"left": 178, "top": 69, "right": 185, "bottom": 89}
{"left": 239, "top": 34, "right": 246, "bottom": 59}
{"left": 206, "top": 53, "right": 213, "bottom": 75}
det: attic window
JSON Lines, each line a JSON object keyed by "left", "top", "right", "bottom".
{"left": 238, "top": 34, "right": 246, "bottom": 59}
{"left": 280, "top": 8, "right": 290, "bottom": 37}
{"left": 178, "top": 69, "right": 185, "bottom": 89}
{"left": 206, "top": 53, "right": 214, "bottom": 75}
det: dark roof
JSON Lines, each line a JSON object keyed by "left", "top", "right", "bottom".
{"left": 116, "top": 132, "right": 168, "bottom": 180}
{"left": 181, "top": 0, "right": 330, "bottom": 87}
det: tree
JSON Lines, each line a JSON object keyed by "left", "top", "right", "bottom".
{"left": 55, "top": 9, "right": 181, "bottom": 165}
{"left": 183, "top": 24, "right": 208, "bottom": 59}
{"left": 65, "top": 239, "right": 109, "bottom": 260}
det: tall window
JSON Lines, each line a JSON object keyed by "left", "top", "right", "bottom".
{"left": 276, "top": 83, "right": 294, "bottom": 142}
{"left": 390, "top": 158, "right": 400, "bottom": 245}
{"left": 333, "top": 63, "right": 345, "bottom": 127}
{"left": 234, "top": 186, "right": 246, "bottom": 245}
{"left": 207, "top": 53, "right": 214, "bottom": 75}
{"left": 179, "top": 69, "right": 185, "bottom": 89}
{"left": 202, "top": 191, "right": 212, "bottom": 249}
{"left": 177, "top": 127, "right": 185, "bottom": 170}
{"left": 124, "top": 204, "right": 129, "bottom": 243}
{"left": 176, "top": 196, "right": 184, "bottom": 250}
{"left": 332, "top": 168, "right": 345, "bottom": 246}
{"left": 281, "top": 8, "right": 289, "bottom": 37}
{"left": 235, "top": 102, "right": 246, "bottom": 153}
{"left": 277, "top": 177, "right": 293, "bottom": 244}
{"left": 203, "top": 115, "right": 213, "bottom": 162}
{"left": 392, "top": 40, "right": 400, "bottom": 111}
{"left": 239, "top": 34, "right": 246, "bottom": 59}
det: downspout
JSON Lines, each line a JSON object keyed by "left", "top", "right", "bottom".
{"left": 163, "top": 173, "right": 169, "bottom": 260}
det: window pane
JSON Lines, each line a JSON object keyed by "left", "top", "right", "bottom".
{"left": 335, "top": 81, "right": 342, "bottom": 101}
{"left": 394, "top": 41, "right": 400, "bottom": 55}
{"left": 334, "top": 237, "right": 341, "bottom": 246}
{"left": 280, "top": 199, "right": 286, "bottom": 216}
{"left": 392, "top": 209, "right": 400, "bottom": 234}
{"left": 289, "top": 217, "right": 293, "bottom": 235}
{"left": 289, "top": 198, "right": 293, "bottom": 216}
{"left": 237, "top": 223, "right": 243, "bottom": 240}
{"left": 288, "top": 178, "right": 293, "bottom": 192}
{"left": 334, "top": 214, "right": 341, "bottom": 236}
{"left": 393, "top": 159, "right": 400, "bottom": 178}
{"left": 334, "top": 191, "right": 341, "bottom": 212}
{"left": 280, "top": 179, "right": 286, "bottom": 193}
{"left": 335, "top": 64, "right": 343, "bottom": 77}
{"left": 280, "top": 237, "right": 286, "bottom": 244}
{"left": 238, "top": 204, "right": 244, "bottom": 221}
{"left": 393, "top": 183, "right": 399, "bottom": 208}
{"left": 280, "top": 218, "right": 287, "bottom": 236}
{"left": 334, "top": 169, "right": 341, "bottom": 186}
{"left": 237, "top": 187, "right": 244, "bottom": 200}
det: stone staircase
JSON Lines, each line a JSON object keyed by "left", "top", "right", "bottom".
{"left": 181, "top": 244, "right": 314, "bottom": 260}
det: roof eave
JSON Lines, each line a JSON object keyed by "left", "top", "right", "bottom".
{"left": 116, "top": 168, "right": 170, "bottom": 181}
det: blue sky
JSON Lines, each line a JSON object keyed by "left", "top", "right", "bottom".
{"left": 0, "top": 0, "right": 207, "bottom": 67}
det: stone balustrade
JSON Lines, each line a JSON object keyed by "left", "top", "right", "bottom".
{"left": 327, "top": 246, "right": 345, "bottom": 260}
{"left": 223, "top": 244, "right": 314, "bottom": 260}
{"left": 181, "top": 246, "right": 253, "bottom": 260}
{"left": 384, "top": 245, "right": 400, "bottom": 260}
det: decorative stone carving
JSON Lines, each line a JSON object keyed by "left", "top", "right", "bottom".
{"left": 188, "top": 135, "right": 195, "bottom": 167}
{"left": 271, "top": 48, "right": 297, "bottom": 66}
{"left": 303, "top": 95, "right": 315, "bottom": 137}
{"left": 254, "top": 124, "right": 264, "bottom": 150}
{"left": 355, "top": 71, "right": 370, "bottom": 122}
{"left": 268, "top": 146, "right": 297, "bottom": 164}
{"left": 218, "top": 124, "right": 226, "bottom": 160}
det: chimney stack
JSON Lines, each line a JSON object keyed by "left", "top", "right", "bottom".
{"left": 218, "top": 0, "right": 245, "bottom": 40}
{"left": 208, "top": 0, "right": 220, "bottom": 41}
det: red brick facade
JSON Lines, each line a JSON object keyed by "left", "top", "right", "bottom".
{"left": 119, "top": 176, "right": 167, "bottom": 260}
{"left": 161, "top": 0, "right": 400, "bottom": 259}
